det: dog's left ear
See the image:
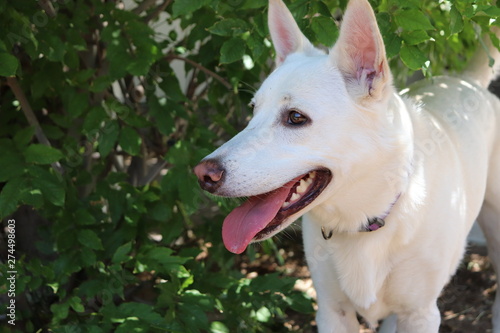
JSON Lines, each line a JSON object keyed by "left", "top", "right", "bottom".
{"left": 331, "top": 0, "right": 392, "bottom": 103}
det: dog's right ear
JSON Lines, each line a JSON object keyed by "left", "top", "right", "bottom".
{"left": 268, "top": 0, "right": 315, "bottom": 66}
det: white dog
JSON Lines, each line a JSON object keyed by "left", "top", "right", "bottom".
{"left": 194, "top": 0, "right": 500, "bottom": 331}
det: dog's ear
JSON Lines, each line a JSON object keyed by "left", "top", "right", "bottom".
{"left": 268, "top": 0, "right": 316, "bottom": 65}
{"left": 331, "top": 0, "right": 391, "bottom": 103}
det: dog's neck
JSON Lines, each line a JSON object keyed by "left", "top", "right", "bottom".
{"left": 363, "top": 192, "right": 401, "bottom": 231}
{"left": 320, "top": 193, "right": 401, "bottom": 240}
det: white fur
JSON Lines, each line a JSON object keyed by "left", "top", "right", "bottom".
{"left": 200, "top": 0, "right": 500, "bottom": 331}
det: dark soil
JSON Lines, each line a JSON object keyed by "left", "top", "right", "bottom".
{"left": 438, "top": 246, "right": 497, "bottom": 333}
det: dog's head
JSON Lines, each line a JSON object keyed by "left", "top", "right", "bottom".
{"left": 194, "top": 0, "right": 404, "bottom": 253}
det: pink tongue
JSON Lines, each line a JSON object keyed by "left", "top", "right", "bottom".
{"left": 222, "top": 178, "right": 299, "bottom": 254}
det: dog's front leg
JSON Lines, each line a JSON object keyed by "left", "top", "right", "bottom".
{"left": 315, "top": 300, "right": 359, "bottom": 333}
{"left": 303, "top": 219, "right": 360, "bottom": 333}
{"left": 395, "top": 303, "right": 440, "bottom": 333}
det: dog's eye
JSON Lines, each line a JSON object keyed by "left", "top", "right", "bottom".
{"left": 287, "top": 110, "right": 308, "bottom": 125}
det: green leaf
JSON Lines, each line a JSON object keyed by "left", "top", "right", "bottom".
{"left": 90, "top": 75, "right": 112, "bottom": 93}
{"left": 77, "top": 229, "right": 104, "bottom": 250}
{"left": 400, "top": 44, "right": 428, "bottom": 70}
{"left": 401, "top": 30, "right": 431, "bottom": 45}
{"left": 53, "top": 252, "right": 82, "bottom": 278}
{"left": 124, "top": 21, "right": 158, "bottom": 77}
{"left": 312, "top": 1, "right": 334, "bottom": 18}
{"left": 112, "top": 242, "right": 133, "bottom": 264}
{"left": 247, "top": 33, "right": 266, "bottom": 60}
{"left": 461, "top": 6, "right": 474, "bottom": 19}
{"left": 79, "top": 247, "right": 97, "bottom": 267}
{"left": 66, "top": 90, "right": 89, "bottom": 118}
{"left": 20, "top": 189, "right": 43, "bottom": 208}
{"left": 42, "top": 35, "right": 66, "bottom": 62}
{"left": 42, "top": 124, "right": 65, "bottom": 140}
{"left": 254, "top": 306, "right": 271, "bottom": 322}
{"left": 64, "top": 48, "right": 80, "bottom": 69}
{"left": 116, "top": 302, "right": 164, "bottom": 324}
{"left": 83, "top": 106, "right": 107, "bottom": 134}
{"left": 0, "top": 52, "right": 19, "bottom": 76}
{"left": 477, "top": 5, "right": 500, "bottom": 17}
{"left": 121, "top": 112, "right": 150, "bottom": 127}
{"left": 178, "top": 174, "right": 201, "bottom": 214}
{"left": 30, "top": 166, "right": 66, "bottom": 206}
{"left": 450, "top": 5, "right": 464, "bottom": 35}
{"left": 24, "top": 144, "right": 64, "bottom": 164}
{"left": 50, "top": 302, "right": 69, "bottom": 322}
{"left": 78, "top": 280, "right": 106, "bottom": 298}
{"left": 384, "top": 32, "right": 402, "bottom": 58}
{"left": 0, "top": 177, "right": 24, "bottom": 218}
{"left": 68, "top": 296, "right": 85, "bottom": 313}
{"left": 220, "top": 38, "right": 246, "bottom": 64}
{"left": 0, "top": 139, "right": 26, "bottom": 182}
{"left": 287, "top": 293, "right": 315, "bottom": 313}
{"left": 488, "top": 33, "right": 500, "bottom": 67}
{"left": 157, "top": 73, "right": 185, "bottom": 102}
{"left": 149, "top": 97, "right": 175, "bottom": 136}
{"left": 104, "top": 29, "right": 132, "bottom": 80}
{"left": 394, "top": 9, "right": 434, "bottom": 31}
{"left": 210, "top": 322, "right": 229, "bottom": 333}
{"left": 254, "top": 275, "right": 295, "bottom": 293}
{"left": 148, "top": 201, "right": 171, "bottom": 221}
{"left": 127, "top": 48, "right": 157, "bottom": 76}
{"left": 376, "top": 12, "right": 392, "bottom": 33}
{"left": 311, "top": 16, "right": 338, "bottom": 46}
{"left": 98, "top": 122, "right": 120, "bottom": 157}
{"left": 118, "top": 127, "right": 142, "bottom": 156}
{"left": 142, "top": 247, "right": 190, "bottom": 273}
{"left": 377, "top": 12, "right": 401, "bottom": 58}
{"left": 208, "top": 19, "right": 249, "bottom": 37}
{"left": 178, "top": 302, "right": 209, "bottom": 330}
{"left": 75, "top": 209, "right": 96, "bottom": 225}
{"left": 172, "top": 0, "right": 211, "bottom": 17}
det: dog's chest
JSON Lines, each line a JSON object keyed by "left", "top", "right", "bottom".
{"left": 302, "top": 220, "right": 394, "bottom": 312}
{"left": 334, "top": 237, "right": 391, "bottom": 309}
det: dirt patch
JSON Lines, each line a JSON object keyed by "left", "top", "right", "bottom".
{"left": 438, "top": 246, "right": 497, "bottom": 333}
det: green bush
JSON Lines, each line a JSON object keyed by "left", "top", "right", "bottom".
{"left": 0, "top": 0, "right": 499, "bottom": 332}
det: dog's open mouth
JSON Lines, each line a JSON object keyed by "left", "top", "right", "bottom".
{"left": 222, "top": 169, "right": 332, "bottom": 254}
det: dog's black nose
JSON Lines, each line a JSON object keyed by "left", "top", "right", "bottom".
{"left": 193, "top": 159, "right": 225, "bottom": 193}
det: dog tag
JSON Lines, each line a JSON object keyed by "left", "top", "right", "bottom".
{"left": 367, "top": 217, "right": 385, "bottom": 231}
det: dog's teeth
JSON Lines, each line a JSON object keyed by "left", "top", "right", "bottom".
{"left": 297, "top": 179, "right": 308, "bottom": 194}
{"left": 291, "top": 193, "right": 300, "bottom": 202}
{"left": 309, "top": 171, "right": 316, "bottom": 179}
{"left": 282, "top": 201, "right": 290, "bottom": 208}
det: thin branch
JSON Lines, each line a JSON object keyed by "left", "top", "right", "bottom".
{"left": 133, "top": 0, "right": 158, "bottom": 15}
{"left": 39, "top": 0, "right": 56, "bottom": 18}
{"left": 137, "top": 160, "right": 169, "bottom": 186}
{"left": 145, "top": 0, "right": 172, "bottom": 23}
{"left": 186, "top": 67, "right": 199, "bottom": 100}
{"left": 166, "top": 54, "right": 232, "bottom": 90}
{"left": 7, "top": 77, "right": 64, "bottom": 175}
